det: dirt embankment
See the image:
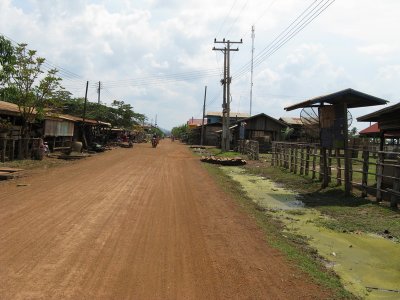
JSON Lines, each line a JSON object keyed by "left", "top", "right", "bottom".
{"left": 0, "top": 141, "right": 330, "bottom": 299}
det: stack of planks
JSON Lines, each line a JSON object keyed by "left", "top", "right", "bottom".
{"left": 0, "top": 167, "right": 23, "bottom": 180}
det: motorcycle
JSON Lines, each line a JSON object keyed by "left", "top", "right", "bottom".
{"left": 151, "top": 137, "right": 158, "bottom": 148}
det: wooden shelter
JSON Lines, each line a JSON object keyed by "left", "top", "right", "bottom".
{"left": 190, "top": 122, "right": 222, "bottom": 146}
{"left": 357, "top": 102, "right": 400, "bottom": 150}
{"left": 231, "top": 113, "right": 286, "bottom": 152}
{"left": 285, "top": 88, "right": 388, "bottom": 195}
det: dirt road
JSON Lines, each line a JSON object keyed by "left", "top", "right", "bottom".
{"left": 0, "top": 141, "right": 329, "bottom": 299}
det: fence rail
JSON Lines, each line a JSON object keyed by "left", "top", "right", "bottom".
{"left": 272, "top": 141, "right": 400, "bottom": 208}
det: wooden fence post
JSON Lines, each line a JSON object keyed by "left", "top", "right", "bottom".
{"left": 336, "top": 148, "right": 342, "bottom": 185}
{"left": 305, "top": 146, "right": 310, "bottom": 176}
{"left": 376, "top": 152, "right": 384, "bottom": 202}
{"left": 390, "top": 157, "right": 400, "bottom": 208}
{"left": 322, "top": 148, "right": 328, "bottom": 187}
{"left": 349, "top": 153, "right": 353, "bottom": 191}
{"left": 294, "top": 145, "right": 298, "bottom": 174}
{"left": 319, "top": 147, "right": 324, "bottom": 182}
{"left": 312, "top": 146, "right": 317, "bottom": 180}
{"left": 300, "top": 146, "right": 304, "bottom": 175}
{"left": 327, "top": 149, "right": 332, "bottom": 183}
{"left": 271, "top": 142, "right": 275, "bottom": 166}
{"left": 361, "top": 149, "right": 369, "bottom": 198}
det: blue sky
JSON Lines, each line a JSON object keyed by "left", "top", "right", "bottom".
{"left": 1, "top": 0, "right": 400, "bottom": 130}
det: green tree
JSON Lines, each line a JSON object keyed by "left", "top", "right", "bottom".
{"left": 61, "top": 98, "right": 146, "bottom": 129}
{"left": 349, "top": 127, "right": 358, "bottom": 138}
{"left": 7, "top": 43, "right": 64, "bottom": 137}
{"left": 110, "top": 100, "right": 146, "bottom": 129}
{"left": 171, "top": 124, "right": 189, "bottom": 139}
{"left": 0, "top": 35, "right": 15, "bottom": 90}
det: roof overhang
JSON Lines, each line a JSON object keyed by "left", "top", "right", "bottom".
{"left": 357, "top": 102, "right": 400, "bottom": 122}
{"left": 285, "top": 88, "right": 388, "bottom": 111}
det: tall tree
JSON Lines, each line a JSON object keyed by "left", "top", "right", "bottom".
{"left": 7, "top": 43, "right": 64, "bottom": 137}
{"left": 0, "top": 35, "right": 15, "bottom": 96}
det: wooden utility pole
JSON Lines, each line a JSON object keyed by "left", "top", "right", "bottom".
{"left": 213, "top": 38, "right": 242, "bottom": 151}
{"left": 83, "top": 81, "right": 89, "bottom": 122}
{"left": 82, "top": 81, "right": 89, "bottom": 149}
{"left": 201, "top": 86, "right": 207, "bottom": 146}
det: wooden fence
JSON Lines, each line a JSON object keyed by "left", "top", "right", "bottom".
{"left": 0, "top": 138, "right": 43, "bottom": 162}
{"left": 272, "top": 141, "right": 400, "bottom": 208}
{"left": 238, "top": 140, "right": 259, "bottom": 160}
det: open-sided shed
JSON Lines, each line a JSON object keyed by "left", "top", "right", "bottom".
{"left": 357, "top": 102, "right": 400, "bottom": 150}
{"left": 284, "top": 88, "right": 388, "bottom": 195}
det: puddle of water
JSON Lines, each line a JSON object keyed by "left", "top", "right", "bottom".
{"left": 222, "top": 166, "right": 400, "bottom": 299}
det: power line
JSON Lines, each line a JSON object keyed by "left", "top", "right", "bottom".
{"left": 215, "top": 0, "right": 239, "bottom": 39}
{"left": 232, "top": 0, "right": 335, "bottom": 80}
{"left": 225, "top": 0, "right": 250, "bottom": 37}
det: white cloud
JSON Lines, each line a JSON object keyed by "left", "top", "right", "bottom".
{"left": 1, "top": 0, "right": 400, "bottom": 129}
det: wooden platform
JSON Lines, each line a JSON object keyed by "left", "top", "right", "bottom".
{"left": 0, "top": 168, "right": 23, "bottom": 180}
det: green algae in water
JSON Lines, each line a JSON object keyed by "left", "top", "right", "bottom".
{"left": 222, "top": 166, "right": 400, "bottom": 299}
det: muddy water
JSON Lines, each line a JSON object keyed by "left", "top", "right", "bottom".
{"left": 222, "top": 167, "right": 400, "bottom": 299}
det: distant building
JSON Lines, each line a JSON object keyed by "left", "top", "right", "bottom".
{"left": 231, "top": 113, "right": 287, "bottom": 152}
{"left": 205, "top": 111, "right": 249, "bottom": 125}
{"left": 186, "top": 117, "right": 207, "bottom": 129}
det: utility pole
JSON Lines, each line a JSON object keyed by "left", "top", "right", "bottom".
{"left": 201, "top": 86, "right": 207, "bottom": 146}
{"left": 83, "top": 81, "right": 89, "bottom": 122}
{"left": 250, "top": 25, "right": 255, "bottom": 116}
{"left": 213, "top": 38, "right": 242, "bottom": 151}
{"left": 155, "top": 114, "right": 157, "bottom": 127}
{"left": 82, "top": 81, "right": 89, "bottom": 149}
{"left": 97, "top": 81, "right": 101, "bottom": 104}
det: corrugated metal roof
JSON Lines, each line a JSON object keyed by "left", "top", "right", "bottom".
{"left": 357, "top": 102, "right": 400, "bottom": 122}
{"left": 0, "top": 101, "right": 22, "bottom": 116}
{"left": 235, "top": 113, "right": 287, "bottom": 127}
{"left": 359, "top": 123, "right": 379, "bottom": 135}
{"left": 187, "top": 118, "right": 207, "bottom": 126}
{"left": 206, "top": 111, "right": 250, "bottom": 118}
{"left": 285, "top": 88, "right": 388, "bottom": 111}
{"left": 280, "top": 117, "right": 303, "bottom": 125}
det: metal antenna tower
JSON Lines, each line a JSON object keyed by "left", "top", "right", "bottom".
{"left": 250, "top": 25, "right": 255, "bottom": 116}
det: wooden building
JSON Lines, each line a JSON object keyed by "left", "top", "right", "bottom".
{"left": 189, "top": 122, "right": 222, "bottom": 146}
{"left": 231, "top": 113, "right": 287, "bottom": 152}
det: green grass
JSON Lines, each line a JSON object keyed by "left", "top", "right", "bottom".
{"left": 202, "top": 163, "right": 355, "bottom": 299}
{"left": 207, "top": 147, "right": 242, "bottom": 158}
{"left": 243, "top": 162, "right": 400, "bottom": 240}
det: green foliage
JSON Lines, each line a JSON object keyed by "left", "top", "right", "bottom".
{"left": 281, "top": 126, "right": 295, "bottom": 140}
{"left": 110, "top": 100, "right": 146, "bottom": 129}
{"left": 0, "top": 35, "right": 15, "bottom": 87}
{"left": 62, "top": 98, "right": 146, "bottom": 130}
{"left": 171, "top": 124, "right": 189, "bottom": 138}
{"left": 3, "top": 42, "right": 64, "bottom": 135}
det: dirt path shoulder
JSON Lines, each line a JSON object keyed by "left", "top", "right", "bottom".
{"left": 0, "top": 141, "right": 330, "bottom": 299}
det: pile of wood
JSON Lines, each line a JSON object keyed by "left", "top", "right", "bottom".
{"left": 200, "top": 156, "right": 246, "bottom": 166}
{"left": 0, "top": 167, "right": 23, "bottom": 180}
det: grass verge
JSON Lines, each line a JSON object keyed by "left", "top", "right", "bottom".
{"left": 244, "top": 163, "right": 400, "bottom": 241}
{"left": 202, "top": 162, "right": 355, "bottom": 299}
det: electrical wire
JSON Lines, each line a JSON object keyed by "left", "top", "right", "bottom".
{"left": 233, "top": 0, "right": 335, "bottom": 80}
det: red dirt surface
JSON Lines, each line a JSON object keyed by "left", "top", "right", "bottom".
{"left": 0, "top": 141, "right": 331, "bottom": 299}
